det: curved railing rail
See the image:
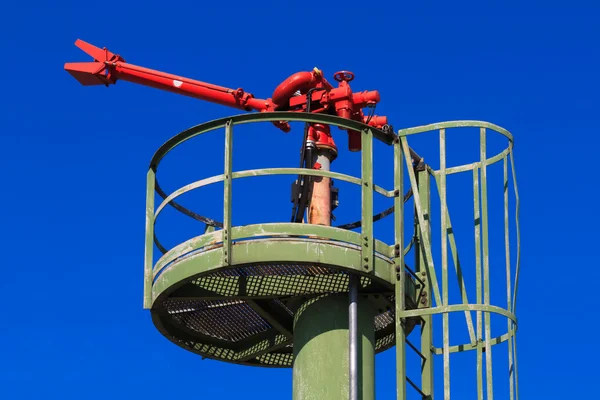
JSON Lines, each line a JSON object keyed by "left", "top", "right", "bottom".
{"left": 143, "top": 112, "right": 520, "bottom": 400}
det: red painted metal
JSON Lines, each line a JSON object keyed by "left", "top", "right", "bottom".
{"left": 272, "top": 69, "right": 330, "bottom": 108}
{"left": 65, "top": 39, "right": 389, "bottom": 150}
{"left": 308, "top": 123, "right": 337, "bottom": 156}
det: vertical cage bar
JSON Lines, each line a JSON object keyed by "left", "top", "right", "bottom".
{"left": 510, "top": 149, "right": 521, "bottom": 400}
{"left": 361, "top": 128, "right": 374, "bottom": 272}
{"left": 513, "top": 331, "right": 520, "bottom": 400}
{"left": 504, "top": 157, "right": 514, "bottom": 400}
{"left": 394, "top": 137, "right": 406, "bottom": 400}
{"left": 143, "top": 168, "right": 156, "bottom": 309}
{"left": 473, "top": 167, "right": 483, "bottom": 400}
{"left": 510, "top": 150, "right": 521, "bottom": 315}
{"left": 223, "top": 119, "right": 233, "bottom": 265}
{"left": 480, "top": 128, "right": 494, "bottom": 399}
{"left": 415, "top": 167, "right": 434, "bottom": 398}
{"left": 440, "top": 129, "right": 450, "bottom": 399}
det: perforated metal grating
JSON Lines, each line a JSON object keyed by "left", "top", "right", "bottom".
{"left": 167, "top": 300, "right": 271, "bottom": 342}
{"left": 154, "top": 262, "right": 416, "bottom": 367}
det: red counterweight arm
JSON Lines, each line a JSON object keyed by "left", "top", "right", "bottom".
{"left": 65, "top": 39, "right": 273, "bottom": 112}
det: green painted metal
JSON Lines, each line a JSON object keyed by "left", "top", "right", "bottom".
{"left": 143, "top": 112, "right": 520, "bottom": 399}
{"left": 480, "top": 128, "right": 494, "bottom": 399}
{"left": 440, "top": 128, "right": 450, "bottom": 399}
{"left": 152, "top": 223, "right": 392, "bottom": 280}
{"left": 474, "top": 167, "right": 483, "bottom": 400}
{"left": 504, "top": 156, "right": 514, "bottom": 400}
{"left": 293, "top": 295, "right": 375, "bottom": 400}
{"left": 361, "top": 128, "right": 374, "bottom": 273}
{"left": 397, "top": 123, "right": 518, "bottom": 399}
{"left": 396, "top": 120, "right": 513, "bottom": 141}
{"left": 393, "top": 137, "right": 406, "bottom": 400}
{"left": 153, "top": 168, "right": 389, "bottom": 225}
{"left": 223, "top": 120, "right": 233, "bottom": 266}
{"left": 416, "top": 168, "right": 435, "bottom": 399}
{"left": 149, "top": 112, "right": 396, "bottom": 169}
{"left": 143, "top": 168, "right": 155, "bottom": 309}
{"left": 395, "top": 304, "right": 515, "bottom": 322}
{"left": 510, "top": 150, "right": 521, "bottom": 400}
{"left": 509, "top": 152, "right": 521, "bottom": 315}
{"left": 153, "top": 239, "right": 396, "bottom": 299}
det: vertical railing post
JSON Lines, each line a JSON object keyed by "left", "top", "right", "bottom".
{"left": 352, "top": 127, "right": 373, "bottom": 399}
{"left": 504, "top": 156, "right": 515, "bottom": 400}
{"left": 223, "top": 120, "right": 233, "bottom": 265}
{"left": 509, "top": 150, "right": 521, "bottom": 400}
{"left": 416, "top": 167, "right": 434, "bottom": 398}
{"left": 394, "top": 136, "right": 406, "bottom": 400}
{"left": 361, "top": 128, "right": 374, "bottom": 273}
{"left": 143, "top": 168, "right": 155, "bottom": 309}
{"left": 440, "top": 129, "right": 450, "bottom": 399}
{"left": 474, "top": 167, "right": 483, "bottom": 400}
{"left": 480, "top": 128, "right": 494, "bottom": 399}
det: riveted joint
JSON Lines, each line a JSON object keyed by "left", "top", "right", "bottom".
{"left": 394, "top": 243, "right": 401, "bottom": 257}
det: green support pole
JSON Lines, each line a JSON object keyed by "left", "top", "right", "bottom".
{"left": 293, "top": 295, "right": 376, "bottom": 400}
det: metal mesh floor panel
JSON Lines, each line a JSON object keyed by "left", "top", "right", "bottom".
{"left": 166, "top": 299, "right": 270, "bottom": 342}
{"left": 188, "top": 263, "right": 373, "bottom": 297}
{"left": 154, "top": 262, "right": 414, "bottom": 367}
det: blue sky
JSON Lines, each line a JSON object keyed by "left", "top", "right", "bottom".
{"left": 1, "top": 1, "right": 598, "bottom": 398}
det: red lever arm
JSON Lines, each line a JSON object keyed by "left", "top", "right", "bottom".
{"left": 65, "top": 39, "right": 271, "bottom": 112}
{"left": 65, "top": 39, "right": 388, "bottom": 148}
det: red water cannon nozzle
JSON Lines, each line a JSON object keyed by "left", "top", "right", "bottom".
{"left": 64, "top": 39, "right": 124, "bottom": 86}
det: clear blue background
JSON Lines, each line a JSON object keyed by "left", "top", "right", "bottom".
{"left": 1, "top": 1, "right": 597, "bottom": 398}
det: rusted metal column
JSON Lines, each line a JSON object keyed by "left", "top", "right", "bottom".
{"left": 308, "top": 150, "right": 332, "bottom": 225}
{"left": 307, "top": 123, "right": 335, "bottom": 226}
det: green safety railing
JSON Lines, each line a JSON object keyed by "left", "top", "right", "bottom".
{"left": 144, "top": 113, "right": 398, "bottom": 304}
{"left": 142, "top": 112, "right": 520, "bottom": 400}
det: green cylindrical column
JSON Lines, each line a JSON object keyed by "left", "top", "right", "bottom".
{"left": 292, "top": 295, "right": 376, "bottom": 400}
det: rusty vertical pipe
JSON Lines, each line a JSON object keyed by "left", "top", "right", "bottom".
{"left": 308, "top": 151, "right": 332, "bottom": 226}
